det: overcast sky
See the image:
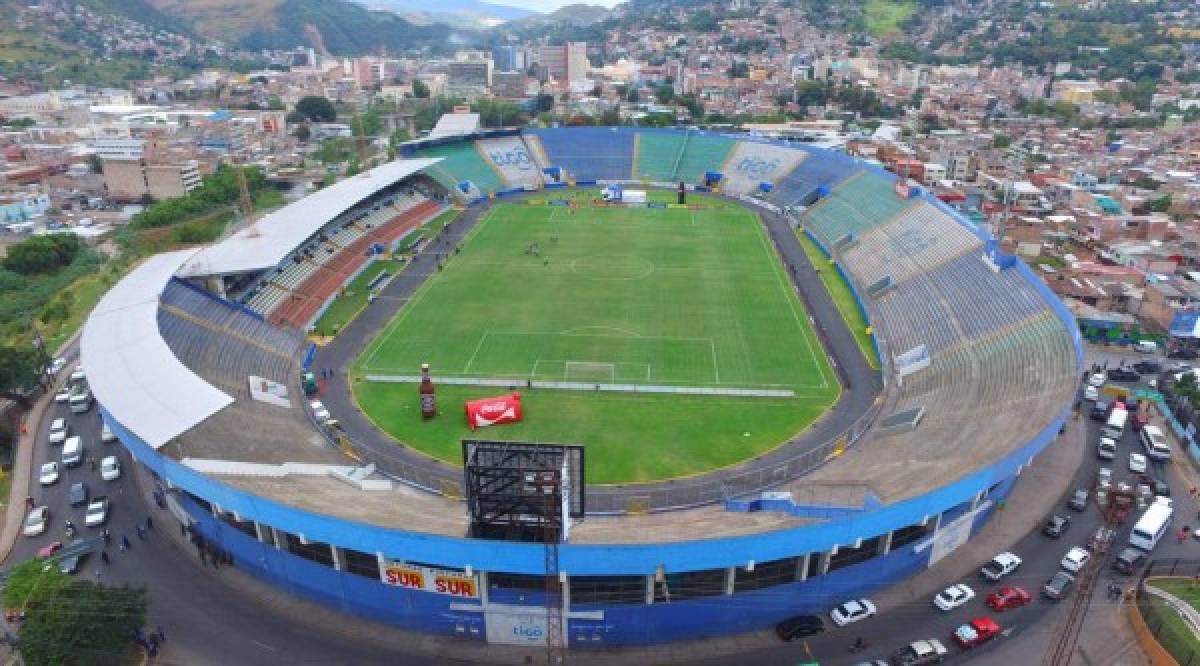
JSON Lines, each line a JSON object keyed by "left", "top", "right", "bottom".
{"left": 492, "top": 0, "right": 621, "bottom": 11}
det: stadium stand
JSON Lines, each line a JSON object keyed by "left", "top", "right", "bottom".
{"left": 801, "top": 172, "right": 918, "bottom": 243}
{"left": 717, "top": 140, "right": 808, "bottom": 195}
{"left": 771, "top": 150, "right": 861, "bottom": 208}
{"left": 269, "top": 198, "right": 442, "bottom": 328}
{"left": 841, "top": 202, "right": 984, "bottom": 287}
{"left": 530, "top": 127, "right": 635, "bottom": 181}
{"left": 672, "top": 132, "right": 736, "bottom": 184}
{"left": 632, "top": 131, "right": 685, "bottom": 181}
{"left": 412, "top": 142, "right": 504, "bottom": 197}
{"left": 477, "top": 136, "right": 543, "bottom": 188}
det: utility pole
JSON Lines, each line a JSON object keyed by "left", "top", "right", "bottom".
{"left": 542, "top": 474, "right": 566, "bottom": 665}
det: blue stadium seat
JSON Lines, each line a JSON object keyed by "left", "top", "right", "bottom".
{"left": 529, "top": 128, "right": 635, "bottom": 181}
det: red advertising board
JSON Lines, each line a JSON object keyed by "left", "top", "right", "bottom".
{"left": 465, "top": 392, "right": 523, "bottom": 430}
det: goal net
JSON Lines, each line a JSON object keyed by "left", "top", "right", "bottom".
{"left": 565, "top": 361, "right": 616, "bottom": 383}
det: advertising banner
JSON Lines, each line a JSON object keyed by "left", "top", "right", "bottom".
{"left": 381, "top": 561, "right": 480, "bottom": 599}
{"left": 465, "top": 392, "right": 523, "bottom": 430}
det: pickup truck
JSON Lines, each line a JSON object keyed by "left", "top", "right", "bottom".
{"left": 891, "top": 638, "right": 949, "bottom": 665}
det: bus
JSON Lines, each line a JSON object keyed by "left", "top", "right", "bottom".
{"left": 1102, "top": 406, "right": 1129, "bottom": 440}
{"left": 1130, "top": 498, "right": 1173, "bottom": 551}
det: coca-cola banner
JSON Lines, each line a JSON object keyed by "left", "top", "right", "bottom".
{"left": 464, "top": 392, "right": 523, "bottom": 430}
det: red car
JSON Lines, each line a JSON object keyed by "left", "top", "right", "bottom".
{"left": 953, "top": 616, "right": 1001, "bottom": 649}
{"left": 36, "top": 541, "right": 63, "bottom": 560}
{"left": 986, "top": 586, "right": 1031, "bottom": 612}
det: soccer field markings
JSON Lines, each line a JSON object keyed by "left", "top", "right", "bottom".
{"left": 462, "top": 330, "right": 490, "bottom": 374}
{"left": 569, "top": 255, "right": 655, "bottom": 280}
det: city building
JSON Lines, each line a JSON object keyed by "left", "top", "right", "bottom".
{"left": 539, "top": 42, "right": 589, "bottom": 84}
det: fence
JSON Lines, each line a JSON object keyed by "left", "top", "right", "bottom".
{"left": 1136, "top": 567, "right": 1200, "bottom": 665}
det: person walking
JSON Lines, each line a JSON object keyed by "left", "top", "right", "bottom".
{"left": 156, "top": 626, "right": 166, "bottom": 643}
{"left": 24, "top": 495, "right": 33, "bottom": 510}
{"left": 101, "top": 551, "right": 110, "bottom": 565}
{"left": 145, "top": 516, "right": 154, "bottom": 531}
{"left": 120, "top": 535, "right": 131, "bottom": 551}
{"left": 136, "top": 524, "right": 145, "bottom": 540}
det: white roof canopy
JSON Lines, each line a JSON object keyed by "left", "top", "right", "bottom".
{"left": 81, "top": 250, "right": 234, "bottom": 449}
{"left": 177, "top": 158, "right": 440, "bottom": 278}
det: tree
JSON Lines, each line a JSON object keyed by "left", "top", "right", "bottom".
{"left": 294, "top": 96, "right": 336, "bottom": 123}
{"left": 727, "top": 62, "right": 750, "bottom": 79}
{"left": 292, "top": 125, "right": 311, "bottom": 141}
{"left": 0, "top": 346, "right": 44, "bottom": 406}
{"left": 2, "top": 234, "right": 81, "bottom": 275}
{"left": 3, "top": 560, "right": 146, "bottom": 666}
{"left": 626, "top": 87, "right": 640, "bottom": 103}
{"left": 412, "top": 79, "right": 430, "bottom": 99}
{"left": 533, "top": 92, "right": 555, "bottom": 113}
{"left": 992, "top": 134, "right": 1012, "bottom": 148}
{"left": 86, "top": 154, "right": 103, "bottom": 175}
{"left": 1146, "top": 195, "right": 1172, "bottom": 213}
{"left": 655, "top": 85, "right": 675, "bottom": 105}
{"left": 599, "top": 107, "right": 621, "bottom": 126}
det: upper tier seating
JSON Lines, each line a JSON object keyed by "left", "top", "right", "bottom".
{"left": 632, "top": 131, "right": 737, "bottom": 184}
{"left": 413, "top": 142, "right": 504, "bottom": 196}
{"left": 801, "top": 172, "right": 919, "bottom": 244}
{"left": 673, "top": 132, "right": 737, "bottom": 184}
{"left": 841, "top": 203, "right": 984, "bottom": 287}
{"left": 530, "top": 127, "right": 635, "bottom": 181}
{"left": 771, "top": 151, "right": 861, "bottom": 208}
{"left": 717, "top": 140, "right": 809, "bottom": 195}
{"left": 477, "top": 136, "right": 543, "bottom": 188}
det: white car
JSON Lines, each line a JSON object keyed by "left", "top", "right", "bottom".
{"left": 54, "top": 388, "right": 71, "bottom": 403}
{"left": 47, "top": 357, "right": 67, "bottom": 375}
{"left": 1061, "top": 546, "right": 1091, "bottom": 573}
{"left": 84, "top": 497, "right": 109, "bottom": 527}
{"left": 310, "top": 400, "right": 331, "bottom": 423}
{"left": 933, "top": 583, "right": 975, "bottom": 611}
{"left": 1087, "top": 372, "right": 1106, "bottom": 387}
{"left": 101, "top": 423, "right": 116, "bottom": 443}
{"left": 38, "top": 461, "right": 60, "bottom": 486}
{"left": 1084, "top": 385, "right": 1099, "bottom": 401}
{"left": 48, "top": 418, "right": 68, "bottom": 445}
{"left": 100, "top": 456, "right": 121, "bottom": 481}
{"left": 22, "top": 506, "right": 48, "bottom": 537}
{"left": 69, "top": 365, "right": 85, "bottom": 384}
{"left": 1129, "top": 452, "right": 1148, "bottom": 474}
{"left": 981, "top": 552, "right": 1022, "bottom": 581}
{"left": 829, "top": 598, "right": 876, "bottom": 627}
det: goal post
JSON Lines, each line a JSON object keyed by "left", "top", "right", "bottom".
{"left": 564, "top": 361, "right": 616, "bottom": 383}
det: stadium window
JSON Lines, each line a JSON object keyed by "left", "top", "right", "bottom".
{"left": 342, "top": 548, "right": 381, "bottom": 580}
{"left": 656, "top": 568, "right": 726, "bottom": 602}
{"left": 569, "top": 575, "right": 647, "bottom": 606}
{"left": 733, "top": 557, "right": 800, "bottom": 592}
{"left": 828, "top": 536, "right": 882, "bottom": 573}
{"left": 489, "top": 572, "right": 544, "bottom": 592}
{"left": 282, "top": 532, "right": 335, "bottom": 568}
{"left": 890, "top": 522, "right": 933, "bottom": 549}
{"left": 217, "top": 510, "right": 257, "bottom": 538}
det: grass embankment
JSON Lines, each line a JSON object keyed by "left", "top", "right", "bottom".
{"left": 864, "top": 0, "right": 917, "bottom": 37}
{"left": 1142, "top": 580, "right": 1200, "bottom": 662}
{"left": 796, "top": 231, "right": 879, "bottom": 370}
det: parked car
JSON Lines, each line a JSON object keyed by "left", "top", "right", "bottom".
{"left": 952, "top": 617, "right": 1001, "bottom": 649}
{"left": 1090, "top": 400, "right": 1112, "bottom": 421}
{"left": 100, "top": 456, "right": 121, "bottom": 481}
{"left": 1097, "top": 437, "right": 1117, "bottom": 460}
{"left": 1043, "top": 514, "right": 1072, "bottom": 538}
{"left": 1108, "top": 367, "right": 1139, "bottom": 382}
{"left": 985, "top": 586, "right": 1031, "bottom": 612}
{"left": 890, "top": 639, "right": 948, "bottom": 665}
{"left": 47, "top": 357, "right": 67, "bottom": 375}
{"left": 981, "top": 553, "right": 1022, "bottom": 581}
{"left": 54, "top": 388, "right": 71, "bottom": 403}
{"left": 1169, "top": 348, "right": 1198, "bottom": 360}
{"left": 1043, "top": 571, "right": 1075, "bottom": 600}
{"left": 1087, "top": 372, "right": 1106, "bottom": 387}
{"left": 933, "top": 584, "right": 975, "bottom": 612}
{"left": 47, "top": 418, "right": 68, "bottom": 445}
{"left": 1135, "top": 340, "right": 1158, "bottom": 354}
{"left": 22, "top": 506, "right": 49, "bottom": 537}
{"left": 59, "top": 552, "right": 86, "bottom": 576}
{"left": 38, "top": 462, "right": 59, "bottom": 486}
{"left": 776, "top": 615, "right": 824, "bottom": 641}
{"left": 1133, "top": 361, "right": 1162, "bottom": 375}
{"left": 68, "top": 481, "right": 88, "bottom": 507}
{"left": 69, "top": 365, "right": 85, "bottom": 384}
{"left": 1113, "top": 548, "right": 1147, "bottom": 575}
{"left": 1061, "top": 547, "right": 1091, "bottom": 573}
{"left": 101, "top": 423, "right": 116, "bottom": 443}
{"left": 830, "top": 598, "right": 876, "bottom": 627}
{"left": 84, "top": 497, "right": 109, "bottom": 528}
{"left": 1084, "top": 385, "right": 1099, "bottom": 401}
{"left": 1068, "top": 488, "right": 1090, "bottom": 511}
{"left": 1129, "top": 452, "right": 1148, "bottom": 474}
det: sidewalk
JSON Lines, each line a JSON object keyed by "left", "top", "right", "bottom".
{"left": 126, "top": 413, "right": 1097, "bottom": 665}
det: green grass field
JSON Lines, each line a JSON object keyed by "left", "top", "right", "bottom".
{"left": 1140, "top": 581, "right": 1200, "bottom": 662}
{"left": 352, "top": 200, "right": 838, "bottom": 483}
{"left": 797, "top": 231, "right": 879, "bottom": 370}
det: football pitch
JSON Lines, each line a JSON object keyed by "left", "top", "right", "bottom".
{"left": 351, "top": 198, "right": 839, "bottom": 483}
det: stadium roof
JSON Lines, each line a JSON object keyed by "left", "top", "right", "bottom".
{"left": 81, "top": 250, "right": 234, "bottom": 449}
{"left": 177, "top": 158, "right": 441, "bottom": 278}
{"left": 429, "top": 112, "right": 480, "bottom": 138}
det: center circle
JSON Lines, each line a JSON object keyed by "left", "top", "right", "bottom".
{"left": 570, "top": 255, "right": 654, "bottom": 280}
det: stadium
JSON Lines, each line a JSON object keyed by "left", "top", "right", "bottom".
{"left": 81, "top": 125, "right": 1082, "bottom": 649}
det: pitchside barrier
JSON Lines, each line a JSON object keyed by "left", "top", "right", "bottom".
{"left": 362, "top": 374, "right": 795, "bottom": 398}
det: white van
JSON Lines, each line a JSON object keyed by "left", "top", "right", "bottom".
{"left": 1135, "top": 341, "right": 1158, "bottom": 354}
{"left": 62, "top": 436, "right": 83, "bottom": 467}
{"left": 1140, "top": 424, "right": 1171, "bottom": 462}
{"left": 1102, "top": 407, "right": 1129, "bottom": 440}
